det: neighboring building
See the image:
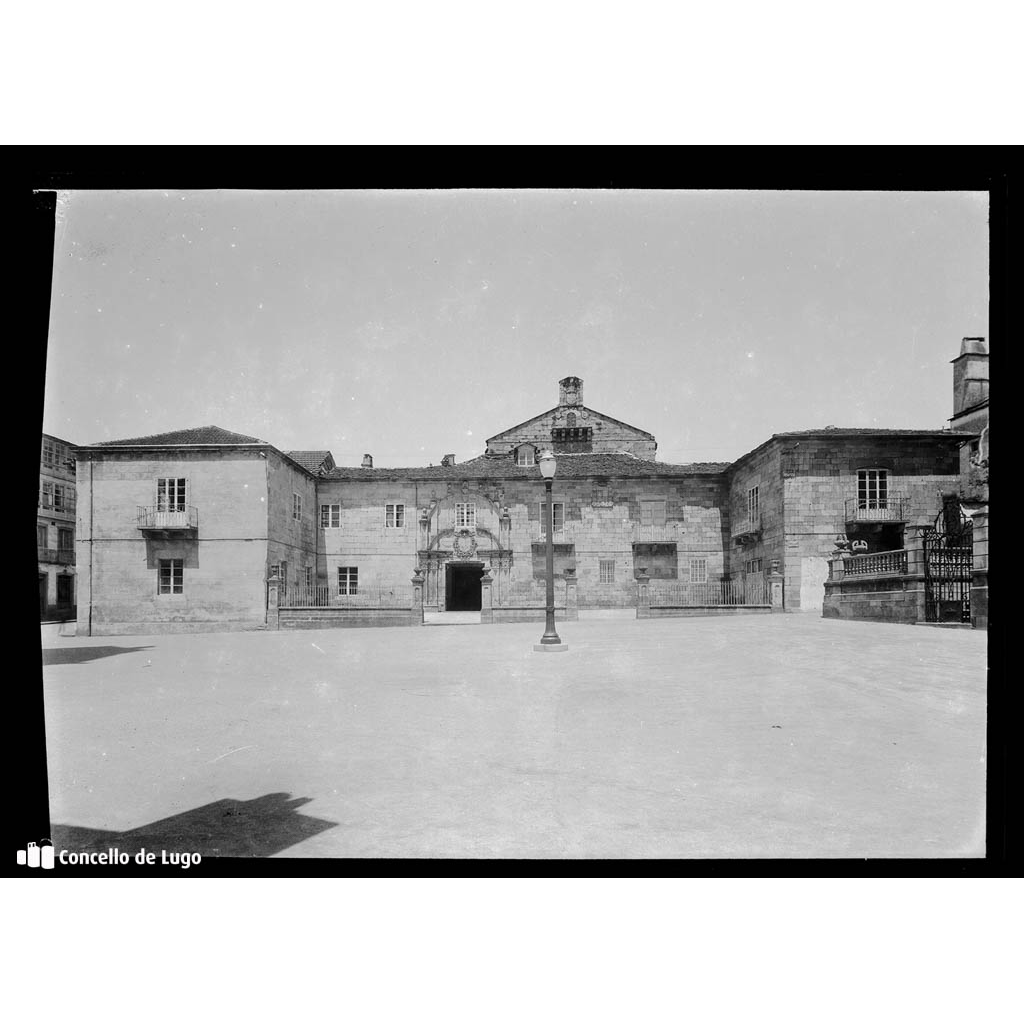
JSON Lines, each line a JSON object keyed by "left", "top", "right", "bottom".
{"left": 73, "top": 427, "right": 319, "bottom": 635}
{"left": 73, "top": 377, "right": 969, "bottom": 634}
{"left": 949, "top": 337, "right": 989, "bottom": 477}
{"left": 38, "top": 433, "right": 77, "bottom": 620}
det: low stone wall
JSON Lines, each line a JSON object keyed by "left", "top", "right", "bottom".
{"left": 278, "top": 607, "right": 418, "bottom": 629}
{"left": 645, "top": 605, "right": 772, "bottom": 618}
{"left": 822, "top": 575, "right": 925, "bottom": 624}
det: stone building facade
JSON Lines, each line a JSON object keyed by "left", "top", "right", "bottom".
{"left": 72, "top": 376, "right": 970, "bottom": 634}
{"left": 74, "top": 427, "right": 320, "bottom": 635}
{"left": 38, "top": 433, "right": 77, "bottom": 620}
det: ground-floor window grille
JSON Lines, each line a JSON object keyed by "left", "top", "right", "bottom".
{"left": 745, "top": 557, "right": 763, "bottom": 574}
{"left": 303, "top": 566, "right": 313, "bottom": 588}
{"left": 158, "top": 559, "right": 183, "bottom": 595}
{"left": 338, "top": 566, "right": 358, "bottom": 595}
{"left": 599, "top": 559, "right": 616, "bottom": 583}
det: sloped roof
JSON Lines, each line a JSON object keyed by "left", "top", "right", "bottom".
{"left": 323, "top": 451, "right": 729, "bottom": 481}
{"left": 486, "top": 405, "right": 656, "bottom": 443}
{"left": 88, "top": 425, "right": 268, "bottom": 447}
{"left": 284, "top": 450, "right": 335, "bottom": 473}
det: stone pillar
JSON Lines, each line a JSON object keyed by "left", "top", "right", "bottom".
{"left": 971, "top": 510, "right": 988, "bottom": 629}
{"left": 903, "top": 525, "right": 928, "bottom": 623}
{"left": 411, "top": 568, "right": 425, "bottom": 625}
{"left": 636, "top": 568, "right": 650, "bottom": 619}
{"left": 267, "top": 573, "right": 281, "bottom": 631}
{"left": 564, "top": 567, "right": 578, "bottom": 621}
{"left": 480, "top": 567, "right": 494, "bottom": 623}
{"left": 768, "top": 569, "right": 785, "bottom": 612}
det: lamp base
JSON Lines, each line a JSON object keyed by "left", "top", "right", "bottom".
{"left": 533, "top": 643, "right": 569, "bottom": 653}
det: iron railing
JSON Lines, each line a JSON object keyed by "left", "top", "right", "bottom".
{"left": 280, "top": 584, "right": 413, "bottom": 608}
{"left": 38, "top": 546, "right": 75, "bottom": 565}
{"left": 137, "top": 506, "right": 199, "bottom": 530}
{"left": 844, "top": 495, "right": 905, "bottom": 522}
{"left": 731, "top": 513, "right": 763, "bottom": 538}
{"left": 837, "top": 549, "right": 908, "bottom": 579}
{"left": 648, "top": 577, "right": 770, "bottom": 607}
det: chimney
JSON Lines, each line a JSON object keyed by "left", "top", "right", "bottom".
{"left": 441, "top": 454, "right": 456, "bottom": 467}
{"left": 951, "top": 337, "right": 989, "bottom": 418}
{"left": 361, "top": 454, "right": 373, "bottom": 468}
{"left": 558, "top": 376, "right": 583, "bottom": 406}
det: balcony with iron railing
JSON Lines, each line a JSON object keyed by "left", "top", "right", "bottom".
{"left": 137, "top": 505, "right": 199, "bottom": 531}
{"left": 38, "top": 546, "right": 75, "bottom": 566}
{"left": 844, "top": 494, "right": 905, "bottom": 523}
{"left": 731, "top": 512, "right": 763, "bottom": 541}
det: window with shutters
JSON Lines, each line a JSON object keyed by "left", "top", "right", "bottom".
{"left": 639, "top": 499, "right": 667, "bottom": 526}
{"left": 539, "top": 502, "right": 565, "bottom": 535}
{"left": 157, "top": 478, "right": 187, "bottom": 512}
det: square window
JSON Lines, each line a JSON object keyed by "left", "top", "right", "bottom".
{"left": 640, "top": 499, "right": 666, "bottom": 527}
{"left": 456, "top": 503, "right": 476, "bottom": 528}
{"left": 158, "top": 559, "right": 183, "bottom": 595}
{"left": 516, "top": 447, "right": 535, "bottom": 467}
{"left": 385, "top": 503, "right": 405, "bottom": 528}
{"left": 320, "top": 504, "right": 340, "bottom": 528}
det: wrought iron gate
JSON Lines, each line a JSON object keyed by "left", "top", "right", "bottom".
{"left": 923, "top": 511, "right": 973, "bottom": 624}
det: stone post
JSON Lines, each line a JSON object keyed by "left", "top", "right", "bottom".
{"left": 564, "top": 567, "right": 578, "bottom": 621}
{"left": 411, "top": 568, "right": 425, "bottom": 625}
{"left": 267, "top": 573, "right": 281, "bottom": 631}
{"left": 971, "top": 510, "right": 988, "bottom": 629}
{"left": 480, "top": 567, "right": 494, "bottom": 624}
{"left": 768, "top": 568, "right": 785, "bottom": 612}
{"left": 903, "top": 525, "right": 928, "bottom": 623}
{"left": 636, "top": 568, "right": 650, "bottom": 619}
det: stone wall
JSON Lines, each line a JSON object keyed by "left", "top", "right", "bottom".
{"left": 780, "top": 436, "right": 962, "bottom": 613}
{"left": 266, "top": 452, "right": 319, "bottom": 589}
{"left": 76, "top": 450, "right": 271, "bottom": 635}
{"left": 317, "top": 472, "right": 729, "bottom": 610}
{"left": 486, "top": 407, "right": 656, "bottom": 458}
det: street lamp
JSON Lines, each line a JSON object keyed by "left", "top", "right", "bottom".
{"left": 534, "top": 449, "right": 568, "bottom": 652}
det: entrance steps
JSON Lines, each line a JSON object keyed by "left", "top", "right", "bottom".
{"left": 423, "top": 611, "right": 482, "bottom": 626}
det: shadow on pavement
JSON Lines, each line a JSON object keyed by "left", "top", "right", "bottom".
{"left": 51, "top": 793, "right": 337, "bottom": 858}
{"left": 42, "top": 645, "right": 154, "bottom": 666}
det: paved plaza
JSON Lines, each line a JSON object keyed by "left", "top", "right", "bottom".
{"left": 40, "top": 615, "right": 987, "bottom": 859}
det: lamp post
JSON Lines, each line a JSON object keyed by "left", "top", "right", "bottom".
{"left": 534, "top": 449, "right": 568, "bottom": 652}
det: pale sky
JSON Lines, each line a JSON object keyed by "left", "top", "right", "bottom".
{"left": 43, "top": 189, "right": 989, "bottom": 465}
